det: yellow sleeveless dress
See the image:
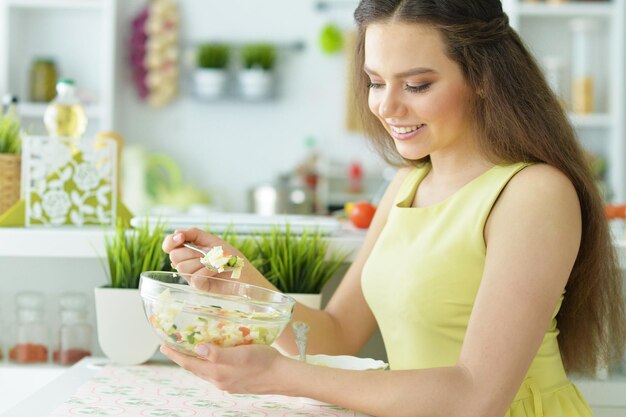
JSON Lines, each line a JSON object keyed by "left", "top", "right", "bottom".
{"left": 361, "top": 162, "right": 594, "bottom": 417}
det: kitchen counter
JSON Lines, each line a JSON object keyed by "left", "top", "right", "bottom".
{"left": 0, "top": 224, "right": 367, "bottom": 261}
{"left": 1, "top": 357, "right": 371, "bottom": 417}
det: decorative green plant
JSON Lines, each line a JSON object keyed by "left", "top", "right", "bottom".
{"left": 226, "top": 225, "right": 349, "bottom": 294}
{"left": 103, "top": 219, "right": 170, "bottom": 289}
{"left": 197, "top": 43, "right": 230, "bottom": 69}
{"left": 241, "top": 43, "right": 277, "bottom": 70}
{"left": 0, "top": 114, "right": 22, "bottom": 154}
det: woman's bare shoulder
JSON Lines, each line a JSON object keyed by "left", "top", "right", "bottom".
{"left": 506, "top": 163, "right": 577, "bottom": 199}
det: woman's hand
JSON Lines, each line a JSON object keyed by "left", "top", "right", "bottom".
{"left": 160, "top": 343, "right": 287, "bottom": 395}
{"left": 162, "top": 227, "right": 248, "bottom": 290}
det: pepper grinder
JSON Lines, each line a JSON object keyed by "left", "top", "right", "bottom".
{"left": 292, "top": 321, "right": 309, "bottom": 362}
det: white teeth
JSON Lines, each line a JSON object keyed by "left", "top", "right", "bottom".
{"left": 391, "top": 124, "right": 423, "bottom": 134}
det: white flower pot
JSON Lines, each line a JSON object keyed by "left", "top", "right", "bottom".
{"left": 94, "top": 287, "right": 160, "bottom": 365}
{"left": 238, "top": 69, "right": 273, "bottom": 100}
{"left": 193, "top": 68, "right": 228, "bottom": 100}
{"left": 286, "top": 293, "right": 322, "bottom": 310}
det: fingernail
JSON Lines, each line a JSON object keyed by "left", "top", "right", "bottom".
{"left": 160, "top": 345, "right": 166, "bottom": 353}
{"left": 195, "top": 344, "right": 209, "bottom": 357}
{"left": 173, "top": 233, "right": 183, "bottom": 243}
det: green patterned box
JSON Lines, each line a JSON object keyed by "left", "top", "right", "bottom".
{"left": 23, "top": 136, "right": 117, "bottom": 227}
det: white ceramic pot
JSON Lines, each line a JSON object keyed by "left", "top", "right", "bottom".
{"left": 94, "top": 287, "right": 160, "bottom": 365}
{"left": 193, "top": 68, "right": 228, "bottom": 100}
{"left": 286, "top": 293, "right": 322, "bottom": 310}
{"left": 238, "top": 69, "right": 273, "bottom": 100}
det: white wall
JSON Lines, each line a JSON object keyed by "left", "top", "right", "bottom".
{"left": 114, "top": 0, "right": 385, "bottom": 212}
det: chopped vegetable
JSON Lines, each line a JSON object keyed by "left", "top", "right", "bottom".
{"left": 200, "top": 246, "right": 245, "bottom": 279}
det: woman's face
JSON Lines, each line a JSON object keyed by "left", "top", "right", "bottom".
{"left": 365, "top": 22, "right": 476, "bottom": 161}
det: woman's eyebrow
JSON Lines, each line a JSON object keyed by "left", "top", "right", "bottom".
{"left": 363, "top": 66, "right": 437, "bottom": 78}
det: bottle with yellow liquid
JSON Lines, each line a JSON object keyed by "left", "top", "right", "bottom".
{"left": 44, "top": 79, "right": 88, "bottom": 138}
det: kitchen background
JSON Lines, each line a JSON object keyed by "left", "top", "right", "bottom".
{"left": 2, "top": 0, "right": 391, "bottom": 217}
{"left": 1, "top": 0, "right": 626, "bottom": 416}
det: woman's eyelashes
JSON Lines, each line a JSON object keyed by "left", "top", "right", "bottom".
{"left": 367, "top": 82, "right": 384, "bottom": 90}
{"left": 367, "top": 81, "right": 432, "bottom": 93}
{"left": 405, "top": 83, "right": 431, "bottom": 93}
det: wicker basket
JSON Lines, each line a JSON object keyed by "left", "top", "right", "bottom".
{"left": 0, "top": 153, "right": 21, "bottom": 216}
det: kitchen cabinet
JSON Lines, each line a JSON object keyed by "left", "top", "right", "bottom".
{"left": 502, "top": 0, "right": 626, "bottom": 201}
{"left": 0, "top": 0, "right": 116, "bottom": 135}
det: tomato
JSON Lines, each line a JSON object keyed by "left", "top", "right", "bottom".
{"left": 349, "top": 201, "right": 376, "bottom": 229}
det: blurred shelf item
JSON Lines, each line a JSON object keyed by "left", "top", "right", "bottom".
{"left": 314, "top": 0, "right": 359, "bottom": 12}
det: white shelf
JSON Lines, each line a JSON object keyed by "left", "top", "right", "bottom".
{"left": 18, "top": 102, "right": 103, "bottom": 119}
{"left": 568, "top": 113, "right": 612, "bottom": 129}
{"left": 6, "top": 0, "right": 105, "bottom": 10}
{"left": 519, "top": 2, "right": 613, "bottom": 18}
{"left": 0, "top": 226, "right": 365, "bottom": 261}
{"left": 0, "top": 227, "right": 107, "bottom": 259}
{"left": 574, "top": 371, "right": 626, "bottom": 407}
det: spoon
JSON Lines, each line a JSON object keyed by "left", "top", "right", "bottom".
{"left": 183, "top": 242, "right": 238, "bottom": 274}
{"left": 291, "top": 321, "right": 309, "bottom": 362}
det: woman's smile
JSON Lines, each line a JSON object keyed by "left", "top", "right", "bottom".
{"left": 389, "top": 123, "right": 427, "bottom": 141}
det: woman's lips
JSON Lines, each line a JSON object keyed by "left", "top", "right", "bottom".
{"left": 390, "top": 124, "right": 426, "bottom": 141}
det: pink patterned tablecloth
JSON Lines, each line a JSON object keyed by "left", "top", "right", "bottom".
{"left": 48, "top": 364, "right": 363, "bottom": 417}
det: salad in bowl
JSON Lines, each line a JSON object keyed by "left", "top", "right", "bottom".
{"left": 140, "top": 271, "right": 295, "bottom": 356}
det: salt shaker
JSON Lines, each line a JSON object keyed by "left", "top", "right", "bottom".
{"left": 54, "top": 292, "right": 92, "bottom": 365}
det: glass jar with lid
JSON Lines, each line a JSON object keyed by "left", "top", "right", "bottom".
{"left": 9, "top": 291, "right": 49, "bottom": 364}
{"left": 53, "top": 292, "right": 92, "bottom": 365}
{"left": 570, "top": 18, "right": 598, "bottom": 114}
{"left": 29, "top": 58, "right": 58, "bottom": 102}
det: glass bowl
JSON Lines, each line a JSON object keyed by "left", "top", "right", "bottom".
{"left": 139, "top": 271, "right": 295, "bottom": 356}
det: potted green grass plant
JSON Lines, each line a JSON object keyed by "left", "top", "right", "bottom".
{"left": 238, "top": 42, "right": 277, "bottom": 100}
{"left": 194, "top": 42, "right": 230, "bottom": 100}
{"left": 0, "top": 113, "right": 22, "bottom": 216}
{"left": 94, "top": 219, "right": 168, "bottom": 365}
{"left": 223, "top": 225, "right": 350, "bottom": 309}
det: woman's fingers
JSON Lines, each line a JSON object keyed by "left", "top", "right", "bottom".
{"left": 169, "top": 247, "right": 203, "bottom": 266}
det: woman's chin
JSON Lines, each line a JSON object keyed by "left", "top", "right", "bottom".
{"left": 395, "top": 144, "right": 428, "bottom": 161}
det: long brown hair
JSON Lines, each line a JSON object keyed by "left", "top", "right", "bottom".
{"left": 354, "top": 0, "right": 626, "bottom": 376}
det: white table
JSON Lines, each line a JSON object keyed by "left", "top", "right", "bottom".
{"left": 1, "top": 357, "right": 371, "bottom": 417}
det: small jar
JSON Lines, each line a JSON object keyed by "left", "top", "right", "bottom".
{"left": 29, "top": 58, "right": 58, "bottom": 102}
{"left": 9, "top": 291, "right": 49, "bottom": 364}
{"left": 54, "top": 292, "right": 92, "bottom": 365}
{"left": 570, "top": 19, "right": 598, "bottom": 114}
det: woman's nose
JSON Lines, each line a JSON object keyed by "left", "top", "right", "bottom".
{"left": 378, "top": 90, "right": 405, "bottom": 118}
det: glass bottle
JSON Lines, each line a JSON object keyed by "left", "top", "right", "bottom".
{"left": 541, "top": 56, "right": 565, "bottom": 109}
{"left": 9, "top": 291, "right": 49, "bottom": 364}
{"left": 43, "top": 79, "right": 88, "bottom": 138}
{"left": 570, "top": 18, "right": 598, "bottom": 114}
{"left": 54, "top": 292, "right": 92, "bottom": 365}
{"left": 29, "top": 58, "right": 58, "bottom": 102}
{"left": 2, "top": 94, "right": 20, "bottom": 120}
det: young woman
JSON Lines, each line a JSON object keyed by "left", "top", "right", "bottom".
{"left": 162, "top": 1, "right": 626, "bottom": 416}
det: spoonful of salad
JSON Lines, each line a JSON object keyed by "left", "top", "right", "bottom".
{"left": 183, "top": 242, "right": 244, "bottom": 279}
